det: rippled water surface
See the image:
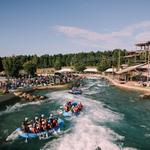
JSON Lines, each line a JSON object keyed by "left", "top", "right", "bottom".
{"left": 0, "top": 78, "right": 150, "bottom": 150}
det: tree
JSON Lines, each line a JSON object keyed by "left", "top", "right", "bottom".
{"left": 54, "top": 58, "right": 62, "bottom": 70}
{"left": 74, "top": 63, "right": 86, "bottom": 72}
{"left": 1, "top": 49, "right": 128, "bottom": 76}
{"left": 23, "top": 61, "right": 36, "bottom": 77}
{"left": 2, "top": 56, "right": 21, "bottom": 77}
{"left": 31, "top": 55, "right": 38, "bottom": 64}
{"left": 0, "top": 57, "right": 4, "bottom": 72}
{"left": 97, "top": 58, "right": 111, "bottom": 72}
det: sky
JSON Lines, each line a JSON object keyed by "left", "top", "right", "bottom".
{"left": 0, "top": 0, "right": 150, "bottom": 56}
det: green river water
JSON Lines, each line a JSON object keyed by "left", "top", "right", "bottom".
{"left": 0, "top": 77, "right": 150, "bottom": 150}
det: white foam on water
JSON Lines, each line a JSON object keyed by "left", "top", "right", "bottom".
{"left": 144, "top": 133, "right": 150, "bottom": 137}
{"left": 42, "top": 117, "right": 123, "bottom": 150}
{"left": 50, "top": 89, "right": 122, "bottom": 122}
{"left": 5, "top": 129, "right": 20, "bottom": 141}
{"left": 42, "top": 93, "right": 123, "bottom": 149}
{"left": 97, "top": 83, "right": 109, "bottom": 87}
{"left": 50, "top": 90, "right": 74, "bottom": 103}
{"left": 42, "top": 79, "right": 137, "bottom": 150}
{"left": 0, "top": 100, "right": 43, "bottom": 116}
{"left": 84, "top": 90, "right": 99, "bottom": 95}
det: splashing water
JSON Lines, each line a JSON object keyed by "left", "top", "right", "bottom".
{"left": 0, "top": 101, "right": 42, "bottom": 116}
{"left": 1, "top": 78, "right": 147, "bottom": 149}
{"left": 42, "top": 79, "right": 135, "bottom": 150}
{"left": 0, "top": 98, "right": 53, "bottom": 117}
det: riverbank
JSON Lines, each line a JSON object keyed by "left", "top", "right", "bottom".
{"left": 78, "top": 73, "right": 150, "bottom": 94}
{"left": 0, "top": 83, "right": 70, "bottom": 110}
{"left": 33, "top": 83, "right": 70, "bottom": 90}
{"left": 102, "top": 75, "right": 150, "bottom": 93}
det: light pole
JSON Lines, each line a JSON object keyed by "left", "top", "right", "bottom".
{"left": 118, "top": 50, "right": 120, "bottom": 71}
{"left": 147, "top": 44, "right": 150, "bottom": 86}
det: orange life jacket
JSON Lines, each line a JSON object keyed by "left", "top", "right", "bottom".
{"left": 73, "top": 106, "right": 78, "bottom": 112}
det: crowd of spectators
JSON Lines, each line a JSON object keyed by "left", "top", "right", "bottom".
{"left": 0, "top": 73, "right": 76, "bottom": 94}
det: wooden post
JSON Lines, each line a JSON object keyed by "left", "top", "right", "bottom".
{"left": 118, "top": 50, "right": 120, "bottom": 70}
{"left": 145, "top": 45, "right": 147, "bottom": 63}
{"left": 148, "top": 45, "right": 150, "bottom": 86}
{"left": 134, "top": 55, "right": 136, "bottom": 64}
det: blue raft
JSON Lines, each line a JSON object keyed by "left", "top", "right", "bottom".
{"left": 16, "top": 118, "right": 64, "bottom": 139}
{"left": 63, "top": 110, "right": 80, "bottom": 117}
{"left": 68, "top": 89, "right": 82, "bottom": 95}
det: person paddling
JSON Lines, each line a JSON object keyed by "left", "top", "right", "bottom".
{"left": 40, "top": 114, "right": 46, "bottom": 132}
{"left": 21, "top": 117, "right": 30, "bottom": 133}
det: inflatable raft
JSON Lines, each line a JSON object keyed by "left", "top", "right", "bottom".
{"left": 7, "top": 118, "right": 64, "bottom": 140}
{"left": 68, "top": 89, "right": 82, "bottom": 95}
{"left": 63, "top": 110, "right": 80, "bottom": 117}
{"left": 63, "top": 101, "right": 82, "bottom": 117}
{"left": 68, "top": 87, "right": 82, "bottom": 95}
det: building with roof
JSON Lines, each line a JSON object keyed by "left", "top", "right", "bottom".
{"left": 115, "top": 64, "right": 145, "bottom": 81}
{"left": 104, "top": 68, "right": 117, "bottom": 78}
{"left": 84, "top": 67, "right": 98, "bottom": 73}
{"left": 56, "top": 67, "right": 74, "bottom": 73}
{"left": 36, "top": 68, "right": 55, "bottom": 76}
{"left": 112, "top": 41, "right": 150, "bottom": 82}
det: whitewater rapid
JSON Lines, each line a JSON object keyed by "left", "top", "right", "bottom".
{"left": 0, "top": 98, "right": 52, "bottom": 117}
{"left": 42, "top": 79, "right": 137, "bottom": 150}
{"left": 1, "top": 78, "right": 139, "bottom": 150}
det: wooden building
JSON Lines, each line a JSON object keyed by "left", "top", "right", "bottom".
{"left": 135, "top": 41, "right": 150, "bottom": 82}
{"left": 36, "top": 68, "right": 55, "bottom": 76}
{"left": 115, "top": 64, "right": 145, "bottom": 81}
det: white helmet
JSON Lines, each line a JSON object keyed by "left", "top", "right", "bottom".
{"left": 35, "top": 116, "right": 38, "bottom": 120}
{"left": 41, "top": 114, "right": 44, "bottom": 118}
{"left": 25, "top": 117, "right": 28, "bottom": 121}
{"left": 50, "top": 113, "right": 53, "bottom": 117}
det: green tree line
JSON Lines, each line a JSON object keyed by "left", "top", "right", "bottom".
{"left": 0, "top": 49, "right": 127, "bottom": 77}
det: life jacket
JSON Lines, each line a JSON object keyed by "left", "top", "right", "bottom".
{"left": 47, "top": 123, "right": 52, "bottom": 129}
{"left": 43, "top": 124, "right": 47, "bottom": 130}
{"left": 78, "top": 103, "right": 83, "bottom": 110}
{"left": 36, "top": 125, "right": 40, "bottom": 133}
{"left": 52, "top": 119, "right": 58, "bottom": 127}
{"left": 64, "top": 105, "right": 70, "bottom": 111}
{"left": 73, "top": 106, "right": 78, "bottom": 112}
{"left": 64, "top": 105, "right": 68, "bottom": 111}
{"left": 31, "top": 127, "right": 36, "bottom": 133}
{"left": 77, "top": 104, "right": 81, "bottom": 110}
{"left": 42, "top": 121, "right": 46, "bottom": 125}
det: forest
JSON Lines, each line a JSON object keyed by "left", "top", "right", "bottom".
{"left": 0, "top": 49, "right": 127, "bottom": 77}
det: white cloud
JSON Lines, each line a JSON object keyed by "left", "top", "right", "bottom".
{"left": 135, "top": 31, "right": 150, "bottom": 42}
{"left": 54, "top": 25, "right": 107, "bottom": 41}
{"left": 54, "top": 20, "right": 150, "bottom": 49}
